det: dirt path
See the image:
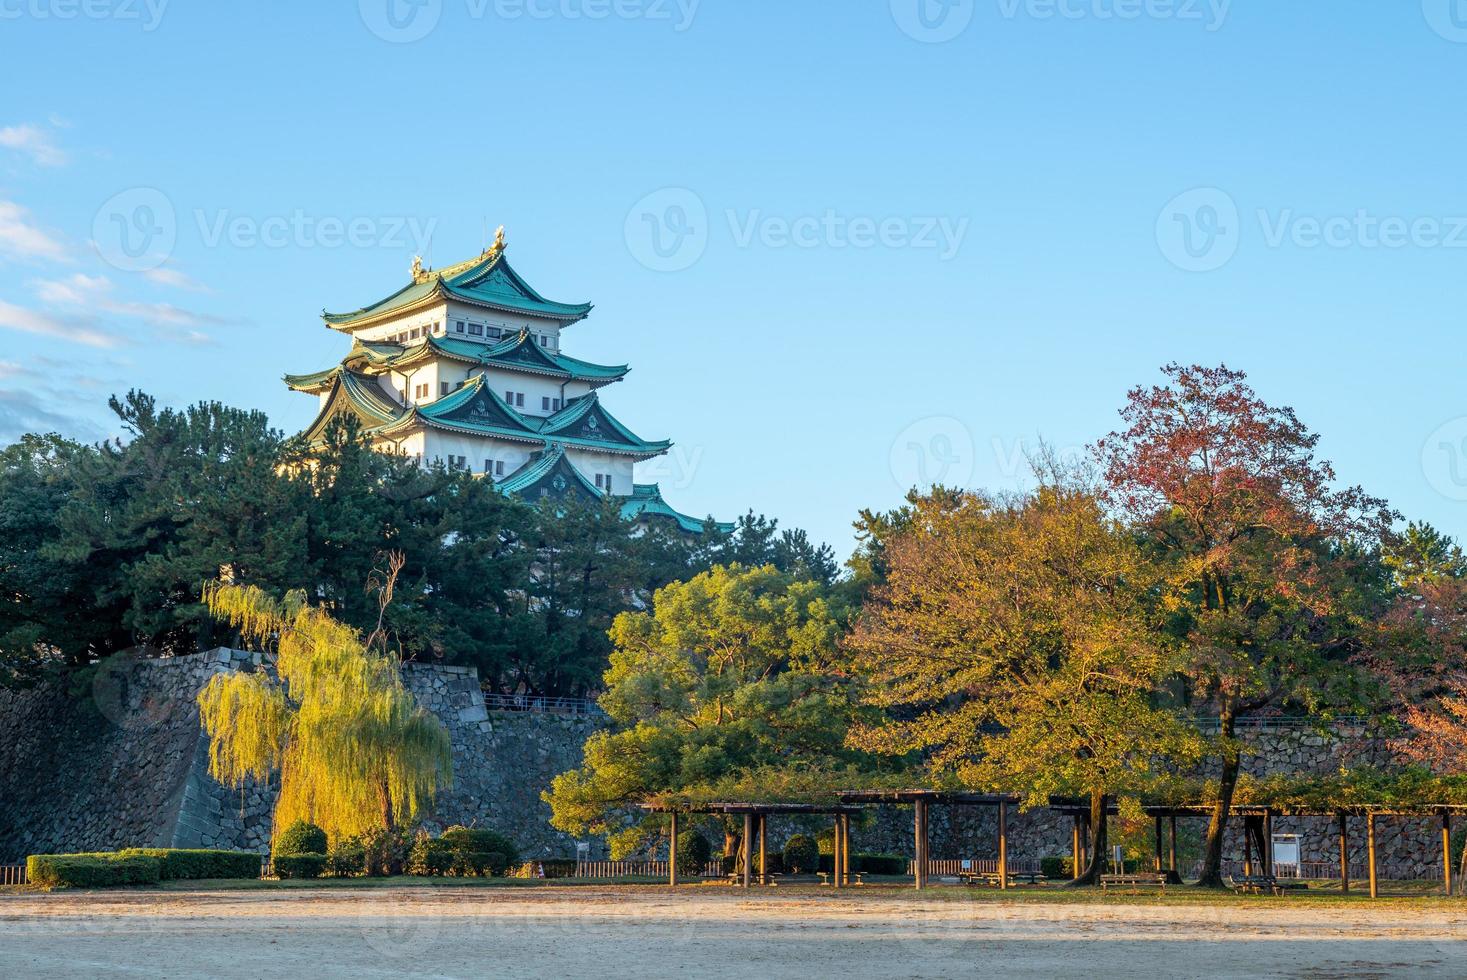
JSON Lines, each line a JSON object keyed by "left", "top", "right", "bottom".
{"left": 3, "top": 886, "right": 1465, "bottom": 979}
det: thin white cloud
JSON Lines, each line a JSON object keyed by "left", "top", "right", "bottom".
{"left": 31, "top": 273, "right": 232, "bottom": 331}
{"left": 0, "top": 123, "right": 67, "bottom": 167}
{"left": 143, "top": 266, "right": 210, "bottom": 292}
{"left": 0, "top": 200, "right": 69, "bottom": 262}
{"left": 0, "top": 299, "right": 117, "bottom": 348}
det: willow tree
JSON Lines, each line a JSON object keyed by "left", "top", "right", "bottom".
{"left": 845, "top": 468, "right": 1199, "bottom": 885}
{"left": 197, "top": 557, "right": 452, "bottom": 844}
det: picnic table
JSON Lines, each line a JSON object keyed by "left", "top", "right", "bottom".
{"left": 1228, "top": 874, "right": 1284, "bottom": 896}
{"left": 817, "top": 871, "right": 866, "bottom": 886}
{"left": 1100, "top": 873, "right": 1168, "bottom": 893}
{"left": 959, "top": 871, "right": 1047, "bottom": 887}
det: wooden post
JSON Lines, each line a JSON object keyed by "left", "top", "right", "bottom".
{"left": 1443, "top": 814, "right": 1453, "bottom": 897}
{"left": 1153, "top": 816, "right": 1163, "bottom": 873}
{"left": 841, "top": 814, "right": 851, "bottom": 886}
{"left": 913, "top": 800, "right": 928, "bottom": 891}
{"left": 669, "top": 810, "right": 678, "bottom": 887}
{"left": 920, "top": 800, "right": 930, "bottom": 889}
{"left": 758, "top": 814, "right": 767, "bottom": 886}
{"left": 1338, "top": 812, "right": 1349, "bottom": 894}
{"left": 1367, "top": 812, "right": 1378, "bottom": 900}
{"left": 742, "top": 812, "right": 753, "bottom": 889}
{"left": 1243, "top": 817, "right": 1253, "bottom": 877}
{"left": 1168, "top": 816, "right": 1178, "bottom": 877}
{"left": 1263, "top": 811, "right": 1274, "bottom": 877}
{"left": 1071, "top": 815, "right": 1082, "bottom": 880}
{"left": 998, "top": 800, "right": 1009, "bottom": 891}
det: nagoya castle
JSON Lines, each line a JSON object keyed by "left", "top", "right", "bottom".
{"left": 286, "top": 228, "right": 723, "bottom": 533}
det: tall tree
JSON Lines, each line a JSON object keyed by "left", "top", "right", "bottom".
{"left": 544, "top": 564, "right": 864, "bottom": 858}
{"left": 845, "top": 472, "right": 1198, "bottom": 884}
{"left": 1095, "top": 364, "right": 1393, "bottom": 886}
{"left": 197, "top": 558, "right": 452, "bottom": 845}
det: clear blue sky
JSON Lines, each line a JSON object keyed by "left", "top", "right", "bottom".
{"left": 2, "top": 2, "right": 1466, "bottom": 554}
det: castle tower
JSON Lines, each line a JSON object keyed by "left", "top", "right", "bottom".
{"left": 285, "top": 229, "right": 724, "bottom": 532}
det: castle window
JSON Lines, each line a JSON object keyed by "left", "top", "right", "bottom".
{"left": 542, "top": 396, "right": 551, "bottom": 411}
{"left": 538, "top": 335, "right": 548, "bottom": 347}
{"left": 455, "top": 321, "right": 465, "bottom": 333}
{"left": 505, "top": 391, "right": 524, "bottom": 408}
{"left": 469, "top": 323, "right": 483, "bottom": 336}
{"left": 488, "top": 327, "right": 502, "bottom": 339}
{"left": 440, "top": 382, "right": 450, "bottom": 396}
{"left": 410, "top": 328, "right": 420, "bottom": 340}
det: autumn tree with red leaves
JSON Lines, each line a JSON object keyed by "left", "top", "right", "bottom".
{"left": 1095, "top": 364, "right": 1394, "bottom": 887}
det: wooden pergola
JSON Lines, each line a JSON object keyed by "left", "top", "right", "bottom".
{"left": 1048, "top": 798, "right": 1467, "bottom": 898}
{"left": 837, "top": 790, "right": 1022, "bottom": 891}
{"left": 641, "top": 801, "right": 865, "bottom": 888}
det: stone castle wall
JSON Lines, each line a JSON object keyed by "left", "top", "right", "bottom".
{"left": 0, "top": 652, "right": 1450, "bottom": 878}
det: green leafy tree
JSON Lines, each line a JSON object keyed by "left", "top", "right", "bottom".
{"left": 544, "top": 564, "right": 865, "bottom": 858}
{"left": 845, "top": 470, "right": 1199, "bottom": 884}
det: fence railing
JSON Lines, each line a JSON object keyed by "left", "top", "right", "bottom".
{"left": 575, "top": 860, "right": 723, "bottom": 878}
{"left": 913, "top": 859, "right": 1044, "bottom": 877}
{"left": 0, "top": 864, "right": 27, "bottom": 886}
{"left": 1189, "top": 715, "right": 1374, "bottom": 732}
{"left": 482, "top": 692, "right": 604, "bottom": 716}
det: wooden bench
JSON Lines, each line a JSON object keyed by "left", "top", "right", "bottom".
{"left": 1100, "top": 873, "right": 1168, "bottom": 893}
{"left": 1228, "top": 874, "right": 1284, "bottom": 896}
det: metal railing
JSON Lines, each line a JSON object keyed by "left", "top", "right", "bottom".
{"left": 913, "top": 858, "right": 1044, "bottom": 876}
{"left": 482, "top": 692, "right": 604, "bottom": 716}
{"left": 1190, "top": 715, "right": 1375, "bottom": 732}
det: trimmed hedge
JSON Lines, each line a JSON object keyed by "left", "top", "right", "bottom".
{"left": 118, "top": 849, "right": 261, "bottom": 881}
{"left": 854, "top": 853, "right": 908, "bottom": 876}
{"left": 274, "top": 821, "right": 327, "bottom": 858}
{"left": 676, "top": 829, "right": 712, "bottom": 877}
{"left": 439, "top": 827, "right": 521, "bottom": 869}
{"left": 1040, "top": 856, "right": 1071, "bottom": 879}
{"left": 27, "top": 853, "right": 162, "bottom": 889}
{"left": 273, "top": 853, "right": 327, "bottom": 879}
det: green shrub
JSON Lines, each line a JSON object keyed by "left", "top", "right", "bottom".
{"left": 484, "top": 851, "right": 509, "bottom": 876}
{"left": 326, "top": 841, "right": 365, "bottom": 878}
{"left": 1040, "top": 856, "right": 1071, "bottom": 879}
{"left": 440, "top": 827, "right": 521, "bottom": 869}
{"left": 854, "top": 853, "right": 907, "bottom": 876}
{"left": 783, "top": 834, "right": 819, "bottom": 874}
{"left": 27, "top": 853, "right": 162, "bottom": 889}
{"left": 117, "top": 849, "right": 261, "bottom": 881}
{"left": 356, "top": 829, "right": 410, "bottom": 877}
{"left": 273, "top": 820, "right": 327, "bottom": 858}
{"left": 408, "top": 835, "right": 453, "bottom": 876}
{"left": 676, "top": 829, "right": 712, "bottom": 877}
{"left": 273, "top": 853, "right": 327, "bottom": 879}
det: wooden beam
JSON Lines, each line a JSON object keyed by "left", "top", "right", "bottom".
{"left": 998, "top": 799, "right": 1009, "bottom": 891}
{"left": 841, "top": 814, "right": 851, "bottom": 886}
{"left": 669, "top": 811, "right": 678, "bottom": 887}
{"left": 1168, "top": 815, "right": 1178, "bottom": 875}
{"left": 1367, "top": 812, "right": 1378, "bottom": 900}
{"left": 1263, "top": 811, "right": 1274, "bottom": 878}
{"left": 1338, "top": 811, "right": 1349, "bottom": 894}
{"left": 1443, "top": 814, "right": 1453, "bottom": 897}
{"left": 1243, "top": 816, "right": 1253, "bottom": 877}
{"left": 833, "top": 813, "right": 842, "bottom": 890}
{"left": 1153, "top": 816, "right": 1163, "bottom": 873}
{"left": 742, "top": 812, "right": 753, "bottom": 889}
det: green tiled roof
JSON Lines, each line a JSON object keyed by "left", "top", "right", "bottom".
{"left": 326, "top": 331, "right": 628, "bottom": 386}
{"left": 284, "top": 366, "right": 341, "bottom": 393}
{"left": 322, "top": 249, "right": 592, "bottom": 329}
{"left": 621, "top": 484, "right": 733, "bottom": 535}
{"left": 495, "top": 443, "right": 605, "bottom": 501}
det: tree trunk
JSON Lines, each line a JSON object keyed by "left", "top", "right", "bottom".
{"left": 1457, "top": 836, "right": 1467, "bottom": 897}
{"left": 1196, "top": 710, "right": 1239, "bottom": 888}
{"left": 1067, "top": 788, "right": 1109, "bottom": 886}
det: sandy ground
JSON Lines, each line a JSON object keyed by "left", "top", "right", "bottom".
{"left": 3, "top": 885, "right": 1466, "bottom": 979}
